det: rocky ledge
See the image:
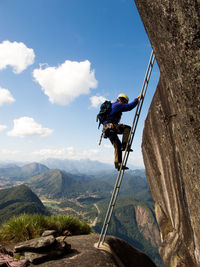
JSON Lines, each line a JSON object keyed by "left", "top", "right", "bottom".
{"left": 0, "top": 233, "right": 156, "bottom": 266}
{"left": 0, "top": 230, "right": 72, "bottom": 266}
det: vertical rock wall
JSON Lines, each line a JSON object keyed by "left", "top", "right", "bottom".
{"left": 134, "top": 1, "right": 200, "bottom": 266}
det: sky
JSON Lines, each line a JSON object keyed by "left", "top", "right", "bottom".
{"left": 0, "top": 0, "right": 160, "bottom": 168}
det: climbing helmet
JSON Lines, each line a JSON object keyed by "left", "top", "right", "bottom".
{"left": 117, "top": 93, "right": 129, "bottom": 102}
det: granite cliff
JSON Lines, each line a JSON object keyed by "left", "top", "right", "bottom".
{"left": 134, "top": 1, "right": 200, "bottom": 266}
{"left": 135, "top": 205, "right": 160, "bottom": 248}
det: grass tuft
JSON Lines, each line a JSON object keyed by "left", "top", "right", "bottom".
{"left": 0, "top": 214, "right": 92, "bottom": 242}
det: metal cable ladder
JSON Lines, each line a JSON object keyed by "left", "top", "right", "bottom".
{"left": 97, "top": 50, "right": 155, "bottom": 247}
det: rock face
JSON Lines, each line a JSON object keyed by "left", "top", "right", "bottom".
{"left": 135, "top": 205, "right": 160, "bottom": 247}
{"left": 134, "top": 1, "right": 200, "bottom": 266}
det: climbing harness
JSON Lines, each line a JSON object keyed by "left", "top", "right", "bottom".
{"left": 97, "top": 50, "right": 155, "bottom": 247}
{"left": 98, "top": 123, "right": 116, "bottom": 146}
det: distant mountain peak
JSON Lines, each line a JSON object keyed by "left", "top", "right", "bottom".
{"left": 21, "top": 162, "right": 49, "bottom": 171}
{"left": 0, "top": 162, "right": 49, "bottom": 182}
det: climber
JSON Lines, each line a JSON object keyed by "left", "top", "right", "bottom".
{"left": 103, "top": 93, "right": 143, "bottom": 171}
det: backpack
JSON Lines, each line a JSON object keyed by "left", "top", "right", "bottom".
{"left": 96, "top": 100, "right": 112, "bottom": 129}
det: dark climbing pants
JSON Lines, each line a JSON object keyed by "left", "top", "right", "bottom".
{"left": 104, "top": 124, "right": 131, "bottom": 167}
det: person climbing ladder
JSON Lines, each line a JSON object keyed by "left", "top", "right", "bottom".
{"left": 97, "top": 50, "right": 155, "bottom": 248}
{"left": 102, "top": 93, "right": 143, "bottom": 171}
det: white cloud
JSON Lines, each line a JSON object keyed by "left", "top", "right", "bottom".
{"left": 0, "top": 87, "right": 15, "bottom": 106}
{"left": 33, "top": 147, "right": 75, "bottom": 159}
{"left": 7, "top": 117, "right": 53, "bottom": 138}
{"left": 0, "top": 125, "right": 7, "bottom": 132}
{"left": 33, "top": 60, "right": 98, "bottom": 105}
{"left": 0, "top": 40, "right": 35, "bottom": 73}
{"left": 90, "top": 95, "right": 107, "bottom": 108}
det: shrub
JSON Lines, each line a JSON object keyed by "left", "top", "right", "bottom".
{"left": 0, "top": 214, "right": 92, "bottom": 242}
{"left": 46, "top": 214, "right": 91, "bottom": 235}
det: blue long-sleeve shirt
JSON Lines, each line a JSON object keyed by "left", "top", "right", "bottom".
{"left": 104, "top": 98, "right": 138, "bottom": 124}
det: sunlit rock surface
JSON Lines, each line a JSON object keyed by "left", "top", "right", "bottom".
{"left": 34, "top": 234, "right": 156, "bottom": 267}
{"left": 134, "top": 0, "right": 200, "bottom": 266}
{"left": 135, "top": 205, "right": 160, "bottom": 247}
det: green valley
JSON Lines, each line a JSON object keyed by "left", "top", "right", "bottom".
{"left": 0, "top": 162, "right": 164, "bottom": 266}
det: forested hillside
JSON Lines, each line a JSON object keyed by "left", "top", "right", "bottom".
{"left": 0, "top": 184, "right": 49, "bottom": 224}
{"left": 25, "top": 169, "right": 113, "bottom": 198}
{"left": 94, "top": 196, "right": 163, "bottom": 267}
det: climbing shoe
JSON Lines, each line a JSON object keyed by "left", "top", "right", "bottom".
{"left": 115, "top": 163, "right": 129, "bottom": 171}
{"left": 121, "top": 144, "right": 133, "bottom": 152}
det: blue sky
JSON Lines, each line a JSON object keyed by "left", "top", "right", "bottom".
{"left": 0, "top": 0, "right": 159, "bottom": 168}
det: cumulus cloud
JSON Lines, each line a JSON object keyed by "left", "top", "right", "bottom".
{"left": 33, "top": 60, "right": 98, "bottom": 105}
{"left": 90, "top": 95, "right": 107, "bottom": 108}
{"left": 0, "top": 87, "right": 15, "bottom": 107}
{"left": 0, "top": 125, "right": 7, "bottom": 132}
{"left": 0, "top": 40, "right": 35, "bottom": 73}
{"left": 7, "top": 117, "right": 53, "bottom": 138}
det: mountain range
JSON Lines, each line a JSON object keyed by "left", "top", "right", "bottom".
{"left": 0, "top": 160, "right": 163, "bottom": 266}
{"left": 0, "top": 158, "right": 143, "bottom": 175}
{"left": 25, "top": 169, "right": 113, "bottom": 199}
{"left": 21, "top": 166, "right": 150, "bottom": 200}
{"left": 41, "top": 158, "right": 114, "bottom": 174}
{"left": 0, "top": 162, "right": 49, "bottom": 181}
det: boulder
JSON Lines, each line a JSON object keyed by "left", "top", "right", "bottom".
{"left": 22, "top": 240, "right": 71, "bottom": 264}
{"left": 105, "top": 236, "right": 156, "bottom": 267}
{"left": 14, "top": 235, "right": 55, "bottom": 253}
{"left": 13, "top": 234, "right": 71, "bottom": 264}
{"left": 41, "top": 230, "right": 57, "bottom": 237}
